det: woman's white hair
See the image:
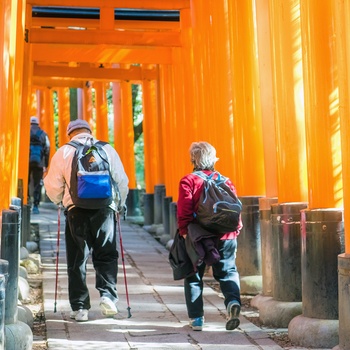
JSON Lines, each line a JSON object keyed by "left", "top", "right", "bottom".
{"left": 189, "top": 141, "right": 219, "bottom": 170}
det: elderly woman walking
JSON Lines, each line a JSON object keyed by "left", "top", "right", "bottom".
{"left": 176, "top": 141, "right": 243, "bottom": 331}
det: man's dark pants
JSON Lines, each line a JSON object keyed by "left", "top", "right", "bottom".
{"left": 28, "top": 164, "right": 43, "bottom": 206}
{"left": 65, "top": 206, "right": 119, "bottom": 311}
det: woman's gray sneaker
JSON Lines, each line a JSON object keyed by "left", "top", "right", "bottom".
{"left": 226, "top": 301, "right": 240, "bottom": 330}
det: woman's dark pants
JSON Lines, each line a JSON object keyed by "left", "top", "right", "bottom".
{"left": 184, "top": 238, "right": 241, "bottom": 319}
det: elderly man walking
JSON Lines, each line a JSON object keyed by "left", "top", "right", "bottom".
{"left": 44, "top": 119, "right": 129, "bottom": 322}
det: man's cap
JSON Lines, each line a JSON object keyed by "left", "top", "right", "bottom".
{"left": 67, "top": 119, "right": 92, "bottom": 135}
{"left": 30, "top": 116, "right": 39, "bottom": 125}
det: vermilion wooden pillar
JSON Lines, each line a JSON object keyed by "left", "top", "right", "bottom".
{"left": 255, "top": 0, "right": 278, "bottom": 198}
{"left": 120, "top": 79, "right": 137, "bottom": 189}
{"left": 0, "top": 0, "right": 11, "bottom": 207}
{"left": 190, "top": 0, "right": 211, "bottom": 142}
{"left": 158, "top": 64, "right": 177, "bottom": 199}
{"left": 190, "top": 1, "right": 232, "bottom": 174}
{"left": 171, "top": 48, "right": 189, "bottom": 184}
{"left": 18, "top": 91, "right": 31, "bottom": 205}
{"left": 18, "top": 82, "right": 32, "bottom": 205}
{"left": 206, "top": 0, "right": 236, "bottom": 179}
{"left": 228, "top": 0, "right": 265, "bottom": 196}
{"left": 174, "top": 8, "right": 200, "bottom": 183}
{"left": 0, "top": 0, "right": 27, "bottom": 209}
{"left": 301, "top": 0, "right": 342, "bottom": 209}
{"left": 112, "top": 81, "right": 123, "bottom": 154}
{"left": 39, "top": 88, "right": 55, "bottom": 161}
{"left": 112, "top": 82, "right": 123, "bottom": 155}
{"left": 82, "top": 83, "right": 93, "bottom": 125}
{"left": 142, "top": 64, "right": 162, "bottom": 193}
{"left": 94, "top": 81, "right": 109, "bottom": 142}
{"left": 335, "top": 0, "right": 350, "bottom": 253}
{"left": 334, "top": 3, "right": 350, "bottom": 349}
{"left": 57, "top": 87, "right": 70, "bottom": 147}
{"left": 268, "top": 0, "right": 307, "bottom": 203}
{"left": 154, "top": 67, "right": 165, "bottom": 187}
{"left": 180, "top": 8, "right": 198, "bottom": 142}
{"left": 10, "top": 0, "right": 26, "bottom": 200}
{"left": 18, "top": 2, "right": 33, "bottom": 205}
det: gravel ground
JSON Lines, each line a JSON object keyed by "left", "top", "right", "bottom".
{"left": 25, "top": 274, "right": 47, "bottom": 350}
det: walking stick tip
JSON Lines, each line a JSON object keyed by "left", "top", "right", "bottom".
{"left": 127, "top": 307, "right": 132, "bottom": 318}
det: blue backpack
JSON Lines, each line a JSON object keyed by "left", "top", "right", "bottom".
{"left": 30, "top": 129, "right": 44, "bottom": 166}
{"left": 68, "top": 140, "right": 119, "bottom": 209}
{"left": 193, "top": 171, "right": 242, "bottom": 233}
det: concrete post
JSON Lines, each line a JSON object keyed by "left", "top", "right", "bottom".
{"left": 162, "top": 196, "right": 172, "bottom": 235}
{"left": 236, "top": 196, "right": 262, "bottom": 294}
{"left": 10, "top": 197, "right": 22, "bottom": 248}
{"left": 337, "top": 253, "right": 350, "bottom": 349}
{"left": 250, "top": 197, "right": 278, "bottom": 314}
{"left": 256, "top": 202, "right": 306, "bottom": 328}
{"left": 1, "top": 210, "right": 20, "bottom": 324}
{"left": 288, "top": 208, "right": 343, "bottom": 349}
{"left": 125, "top": 189, "right": 141, "bottom": 217}
{"left": 259, "top": 197, "right": 278, "bottom": 297}
{"left": 271, "top": 202, "right": 307, "bottom": 301}
{"left": 154, "top": 184, "right": 166, "bottom": 224}
{"left": 143, "top": 193, "right": 154, "bottom": 226}
{"left": 1, "top": 210, "right": 33, "bottom": 349}
{"left": 169, "top": 202, "right": 178, "bottom": 239}
{"left": 301, "top": 208, "right": 344, "bottom": 319}
{"left": 21, "top": 205, "right": 31, "bottom": 246}
{"left": 0, "top": 260, "right": 9, "bottom": 349}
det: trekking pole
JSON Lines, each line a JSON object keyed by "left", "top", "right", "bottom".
{"left": 54, "top": 203, "right": 61, "bottom": 313}
{"left": 116, "top": 211, "right": 132, "bottom": 318}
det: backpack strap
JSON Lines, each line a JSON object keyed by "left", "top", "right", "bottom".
{"left": 67, "top": 140, "right": 79, "bottom": 148}
{"left": 30, "top": 129, "right": 44, "bottom": 142}
{"left": 68, "top": 140, "right": 108, "bottom": 148}
{"left": 193, "top": 171, "right": 223, "bottom": 181}
{"left": 35, "top": 129, "right": 44, "bottom": 138}
{"left": 192, "top": 171, "right": 209, "bottom": 181}
{"left": 193, "top": 171, "right": 230, "bottom": 189}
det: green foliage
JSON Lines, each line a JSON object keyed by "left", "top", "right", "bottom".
{"left": 52, "top": 90, "right": 59, "bottom": 150}
{"left": 134, "top": 133, "right": 145, "bottom": 189}
{"left": 106, "top": 83, "right": 145, "bottom": 189}
{"left": 51, "top": 84, "right": 145, "bottom": 189}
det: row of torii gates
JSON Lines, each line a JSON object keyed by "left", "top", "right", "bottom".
{"left": 1, "top": 0, "right": 350, "bottom": 349}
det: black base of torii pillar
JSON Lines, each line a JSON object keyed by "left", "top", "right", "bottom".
{"left": 289, "top": 208, "right": 343, "bottom": 349}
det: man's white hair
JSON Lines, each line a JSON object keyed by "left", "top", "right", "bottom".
{"left": 189, "top": 141, "right": 219, "bottom": 170}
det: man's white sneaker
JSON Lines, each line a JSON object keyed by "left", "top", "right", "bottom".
{"left": 70, "top": 309, "right": 88, "bottom": 322}
{"left": 70, "top": 310, "right": 78, "bottom": 319}
{"left": 99, "top": 297, "right": 118, "bottom": 317}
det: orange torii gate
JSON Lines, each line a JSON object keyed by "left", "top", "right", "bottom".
{"left": 2, "top": 1, "right": 350, "bottom": 347}
{"left": 1, "top": 1, "right": 349, "bottom": 244}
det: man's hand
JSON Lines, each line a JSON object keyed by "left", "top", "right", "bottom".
{"left": 118, "top": 205, "right": 127, "bottom": 220}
